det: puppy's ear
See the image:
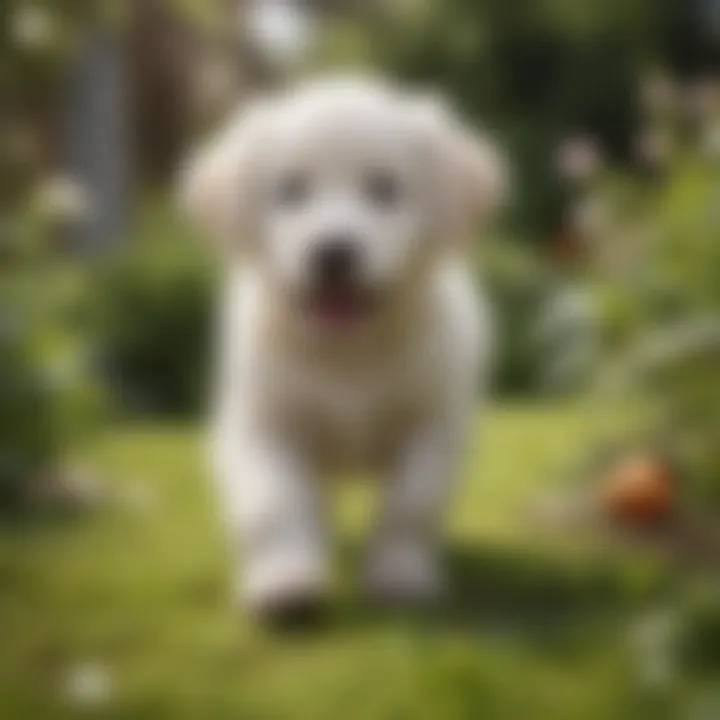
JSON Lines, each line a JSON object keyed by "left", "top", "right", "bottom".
{"left": 410, "top": 94, "right": 509, "bottom": 239}
{"left": 179, "top": 101, "right": 273, "bottom": 252}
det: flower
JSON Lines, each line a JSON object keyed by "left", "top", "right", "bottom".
{"left": 35, "top": 175, "right": 92, "bottom": 224}
{"left": 555, "top": 136, "right": 602, "bottom": 183}
{"left": 245, "top": 0, "right": 317, "bottom": 67}
{"left": 12, "top": 6, "right": 54, "bottom": 50}
{"left": 63, "top": 661, "right": 113, "bottom": 707}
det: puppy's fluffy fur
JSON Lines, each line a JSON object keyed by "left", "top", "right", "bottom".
{"left": 182, "top": 77, "right": 506, "bottom": 614}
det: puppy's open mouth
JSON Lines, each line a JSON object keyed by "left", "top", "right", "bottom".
{"left": 304, "top": 285, "right": 377, "bottom": 328}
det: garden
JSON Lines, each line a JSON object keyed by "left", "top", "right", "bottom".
{"left": 1, "top": 1, "right": 719, "bottom": 718}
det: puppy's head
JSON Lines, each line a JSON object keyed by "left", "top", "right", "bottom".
{"left": 182, "top": 77, "right": 506, "bottom": 331}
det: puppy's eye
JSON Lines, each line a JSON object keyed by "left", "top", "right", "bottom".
{"left": 275, "top": 173, "right": 310, "bottom": 208}
{"left": 365, "top": 171, "right": 401, "bottom": 209}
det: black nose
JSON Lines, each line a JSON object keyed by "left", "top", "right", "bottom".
{"left": 311, "top": 238, "right": 359, "bottom": 285}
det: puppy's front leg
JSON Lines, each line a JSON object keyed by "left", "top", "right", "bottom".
{"left": 366, "top": 415, "right": 472, "bottom": 604}
{"left": 214, "top": 423, "right": 327, "bottom": 618}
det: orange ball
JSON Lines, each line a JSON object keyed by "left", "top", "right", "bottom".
{"left": 601, "top": 455, "right": 676, "bottom": 524}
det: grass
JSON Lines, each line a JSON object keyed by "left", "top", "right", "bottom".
{"left": 0, "top": 404, "right": 706, "bottom": 719}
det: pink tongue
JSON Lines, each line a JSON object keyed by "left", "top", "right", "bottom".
{"left": 314, "top": 291, "right": 364, "bottom": 325}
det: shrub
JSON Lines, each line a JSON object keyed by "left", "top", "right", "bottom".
{"left": 0, "top": 214, "right": 104, "bottom": 512}
{"left": 92, "top": 202, "right": 214, "bottom": 417}
{"left": 481, "top": 238, "right": 600, "bottom": 396}
{"left": 585, "top": 124, "right": 720, "bottom": 508}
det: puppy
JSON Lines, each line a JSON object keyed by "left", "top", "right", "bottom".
{"left": 181, "top": 77, "right": 505, "bottom": 619}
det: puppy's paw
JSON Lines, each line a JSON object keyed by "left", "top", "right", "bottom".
{"left": 364, "top": 537, "right": 445, "bottom": 606}
{"left": 238, "top": 553, "right": 327, "bottom": 627}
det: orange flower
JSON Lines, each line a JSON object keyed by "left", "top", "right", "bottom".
{"left": 602, "top": 454, "right": 676, "bottom": 525}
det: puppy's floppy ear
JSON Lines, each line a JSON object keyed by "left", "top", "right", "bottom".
{"left": 179, "top": 101, "right": 273, "bottom": 252}
{"left": 410, "top": 94, "right": 509, "bottom": 238}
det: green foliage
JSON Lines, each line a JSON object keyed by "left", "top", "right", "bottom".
{"left": 679, "top": 583, "right": 720, "bottom": 675}
{"left": 481, "top": 238, "right": 600, "bottom": 396}
{"left": 0, "top": 0, "right": 134, "bottom": 212}
{"left": 0, "top": 213, "right": 105, "bottom": 511}
{"left": 481, "top": 239, "right": 551, "bottom": 394}
{"left": 1, "top": 1, "right": 92, "bottom": 205}
{"left": 591, "top": 141, "right": 720, "bottom": 506}
{"left": 92, "top": 203, "right": 214, "bottom": 416}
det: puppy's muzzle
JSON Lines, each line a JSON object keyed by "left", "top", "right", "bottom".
{"left": 305, "top": 234, "right": 376, "bottom": 327}
{"left": 310, "top": 235, "right": 360, "bottom": 288}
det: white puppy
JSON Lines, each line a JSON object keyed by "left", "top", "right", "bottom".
{"left": 181, "top": 77, "right": 505, "bottom": 619}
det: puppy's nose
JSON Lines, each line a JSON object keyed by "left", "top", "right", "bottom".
{"left": 311, "top": 238, "right": 359, "bottom": 285}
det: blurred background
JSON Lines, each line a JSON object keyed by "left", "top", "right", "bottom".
{"left": 1, "top": 1, "right": 719, "bottom": 717}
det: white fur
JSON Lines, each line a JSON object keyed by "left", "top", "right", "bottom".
{"left": 181, "top": 77, "right": 505, "bottom": 611}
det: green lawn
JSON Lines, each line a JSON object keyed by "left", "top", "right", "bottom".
{"left": 0, "top": 405, "right": 705, "bottom": 719}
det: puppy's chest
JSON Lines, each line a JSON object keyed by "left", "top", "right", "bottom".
{"left": 271, "top": 355, "right": 436, "bottom": 470}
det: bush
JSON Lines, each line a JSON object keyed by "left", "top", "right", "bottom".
{"left": 480, "top": 238, "right": 600, "bottom": 396}
{"left": 0, "top": 215, "right": 104, "bottom": 512}
{"left": 93, "top": 203, "right": 214, "bottom": 417}
{"left": 481, "top": 239, "right": 549, "bottom": 395}
{"left": 587, "top": 132, "right": 720, "bottom": 508}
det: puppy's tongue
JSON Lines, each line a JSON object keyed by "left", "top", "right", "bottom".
{"left": 308, "top": 287, "right": 370, "bottom": 327}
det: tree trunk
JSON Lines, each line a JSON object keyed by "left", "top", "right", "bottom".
{"left": 61, "top": 27, "right": 130, "bottom": 253}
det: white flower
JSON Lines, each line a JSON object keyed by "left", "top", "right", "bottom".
{"left": 36, "top": 175, "right": 92, "bottom": 223}
{"left": 63, "top": 467, "right": 107, "bottom": 508}
{"left": 63, "top": 661, "right": 113, "bottom": 707}
{"left": 12, "top": 6, "right": 53, "bottom": 49}
{"left": 555, "top": 136, "right": 602, "bottom": 182}
{"left": 246, "top": 0, "right": 317, "bottom": 67}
